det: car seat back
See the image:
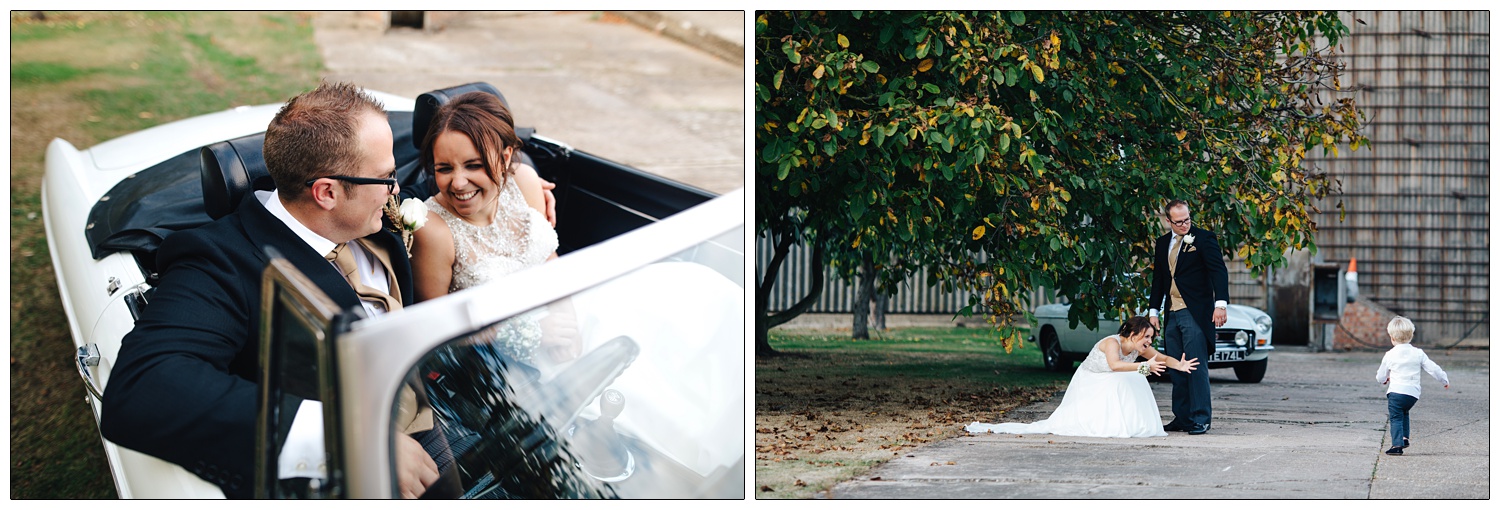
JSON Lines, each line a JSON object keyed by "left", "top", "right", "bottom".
{"left": 412, "top": 82, "right": 533, "bottom": 152}
{"left": 199, "top": 133, "right": 272, "bottom": 220}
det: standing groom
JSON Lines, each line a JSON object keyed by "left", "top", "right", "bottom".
{"left": 1148, "top": 200, "right": 1229, "bottom": 435}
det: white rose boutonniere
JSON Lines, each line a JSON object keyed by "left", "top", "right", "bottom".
{"left": 1182, "top": 234, "right": 1195, "bottom": 245}
{"left": 384, "top": 196, "right": 428, "bottom": 256}
{"left": 398, "top": 198, "right": 427, "bottom": 231}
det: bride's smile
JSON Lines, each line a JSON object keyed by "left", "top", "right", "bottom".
{"left": 430, "top": 130, "right": 511, "bottom": 225}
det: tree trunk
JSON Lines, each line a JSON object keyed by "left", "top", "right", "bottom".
{"left": 852, "top": 253, "right": 875, "bottom": 339}
{"left": 756, "top": 231, "right": 826, "bottom": 357}
{"left": 874, "top": 287, "right": 888, "bottom": 331}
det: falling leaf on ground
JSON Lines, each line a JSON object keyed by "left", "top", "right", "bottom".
{"left": 760, "top": 485, "right": 774, "bottom": 492}
{"left": 794, "top": 480, "right": 807, "bottom": 487}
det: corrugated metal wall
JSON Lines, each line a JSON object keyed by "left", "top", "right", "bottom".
{"left": 1307, "top": 11, "right": 1489, "bottom": 342}
{"left": 758, "top": 12, "right": 1485, "bottom": 343}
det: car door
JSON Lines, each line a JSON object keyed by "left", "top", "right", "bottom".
{"left": 270, "top": 190, "right": 745, "bottom": 499}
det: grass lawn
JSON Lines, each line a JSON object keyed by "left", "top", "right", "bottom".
{"left": 10, "top": 11, "right": 323, "bottom": 499}
{"left": 754, "top": 326, "right": 1070, "bottom": 499}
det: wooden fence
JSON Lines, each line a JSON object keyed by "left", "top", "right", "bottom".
{"left": 755, "top": 238, "right": 1268, "bottom": 317}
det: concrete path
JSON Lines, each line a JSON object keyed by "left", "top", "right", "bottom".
{"left": 829, "top": 348, "right": 1489, "bottom": 499}
{"left": 310, "top": 11, "right": 744, "bottom": 194}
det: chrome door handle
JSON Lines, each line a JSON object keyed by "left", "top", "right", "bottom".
{"left": 75, "top": 344, "right": 104, "bottom": 400}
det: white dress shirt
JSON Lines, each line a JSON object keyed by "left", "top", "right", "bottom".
{"left": 1376, "top": 343, "right": 1449, "bottom": 399}
{"left": 259, "top": 190, "right": 391, "bottom": 480}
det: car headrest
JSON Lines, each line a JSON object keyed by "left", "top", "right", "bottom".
{"left": 200, "top": 133, "right": 273, "bottom": 220}
{"left": 413, "top": 82, "right": 532, "bottom": 151}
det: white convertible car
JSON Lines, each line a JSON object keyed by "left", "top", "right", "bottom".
{"left": 44, "top": 83, "right": 745, "bottom": 498}
{"left": 1031, "top": 302, "right": 1273, "bottom": 383}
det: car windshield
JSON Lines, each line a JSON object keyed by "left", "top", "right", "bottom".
{"left": 396, "top": 228, "right": 745, "bottom": 498}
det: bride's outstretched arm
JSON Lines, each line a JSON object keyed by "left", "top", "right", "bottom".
{"left": 1140, "top": 345, "right": 1198, "bottom": 373}
{"left": 410, "top": 209, "right": 456, "bottom": 303}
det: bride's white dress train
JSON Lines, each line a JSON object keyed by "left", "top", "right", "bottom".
{"left": 966, "top": 336, "right": 1166, "bottom": 438}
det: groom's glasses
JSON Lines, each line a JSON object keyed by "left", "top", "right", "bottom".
{"left": 305, "top": 174, "right": 398, "bottom": 195}
{"left": 1169, "top": 217, "right": 1192, "bottom": 227}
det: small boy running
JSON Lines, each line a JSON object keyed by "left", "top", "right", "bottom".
{"left": 1375, "top": 316, "right": 1450, "bottom": 456}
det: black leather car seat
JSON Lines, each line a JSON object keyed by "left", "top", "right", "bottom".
{"left": 199, "top": 133, "right": 273, "bottom": 220}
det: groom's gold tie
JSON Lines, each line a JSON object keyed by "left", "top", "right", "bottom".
{"left": 326, "top": 240, "right": 402, "bottom": 313}
{"left": 1168, "top": 234, "right": 1183, "bottom": 272}
{"left": 1168, "top": 234, "right": 1187, "bottom": 311}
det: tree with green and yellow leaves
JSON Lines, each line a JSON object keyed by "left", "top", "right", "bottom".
{"left": 755, "top": 11, "right": 1366, "bottom": 356}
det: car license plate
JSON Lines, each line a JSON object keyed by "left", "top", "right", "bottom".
{"left": 1211, "top": 350, "right": 1246, "bottom": 362}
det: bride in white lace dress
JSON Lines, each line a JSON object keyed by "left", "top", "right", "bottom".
{"left": 966, "top": 316, "right": 1197, "bottom": 438}
{"left": 409, "top": 92, "right": 743, "bottom": 476}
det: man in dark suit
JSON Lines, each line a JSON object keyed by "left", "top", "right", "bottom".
{"left": 100, "top": 82, "right": 444, "bottom": 498}
{"left": 1148, "top": 199, "right": 1229, "bottom": 435}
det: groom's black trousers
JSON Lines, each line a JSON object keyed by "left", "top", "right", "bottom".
{"left": 1163, "top": 309, "right": 1212, "bottom": 426}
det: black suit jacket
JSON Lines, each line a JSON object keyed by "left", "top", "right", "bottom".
{"left": 1148, "top": 226, "right": 1230, "bottom": 346}
{"left": 99, "top": 192, "right": 413, "bottom": 498}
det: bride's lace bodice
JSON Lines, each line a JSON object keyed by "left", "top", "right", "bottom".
{"left": 426, "top": 176, "right": 559, "bottom": 293}
{"left": 1079, "top": 336, "right": 1140, "bottom": 374}
{"left": 426, "top": 177, "right": 558, "bottom": 365}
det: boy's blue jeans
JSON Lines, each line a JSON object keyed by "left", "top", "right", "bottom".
{"left": 1387, "top": 392, "right": 1418, "bottom": 448}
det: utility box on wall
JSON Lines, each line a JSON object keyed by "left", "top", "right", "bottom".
{"left": 1309, "top": 262, "right": 1348, "bottom": 351}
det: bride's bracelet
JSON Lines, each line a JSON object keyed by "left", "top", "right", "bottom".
{"left": 1136, "top": 362, "right": 1151, "bottom": 375}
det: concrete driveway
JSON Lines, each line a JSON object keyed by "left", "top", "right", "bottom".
{"left": 310, "top": 11, "right": 744, "bottom": 194}
{"left": 828, "top": 348, "right": 1489, "bottom": 499}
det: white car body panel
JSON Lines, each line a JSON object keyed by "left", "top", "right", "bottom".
{"left": 1034, "top": 303, "right": 1273, "bottom": 362}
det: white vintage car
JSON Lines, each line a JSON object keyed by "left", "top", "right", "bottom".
{"left": 1031, "top": 302, "right": 1273, "bottom": 383}
{"left": 44, "top": 83, "right": 744, "bottom": 498}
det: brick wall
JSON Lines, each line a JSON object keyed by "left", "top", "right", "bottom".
{"left": 1334, "top": 296, "right": 1399, "bottom": 351}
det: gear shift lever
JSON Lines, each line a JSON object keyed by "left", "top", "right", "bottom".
{"left": 573, "top": 389, "right": 632, "bottom": 481}
{"left": 598, "top": 389, "right": 624, "bottom": 422}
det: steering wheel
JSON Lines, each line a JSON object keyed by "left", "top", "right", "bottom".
{"left": 415, "top": 335, "right": 638, "bottom": 498}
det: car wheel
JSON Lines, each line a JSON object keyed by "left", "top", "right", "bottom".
{"left": 1041, "top": 328, "right": 1067, "bottom": 372}
{"left": 1234, "top": 358, "right": 1268, "bottom": 383}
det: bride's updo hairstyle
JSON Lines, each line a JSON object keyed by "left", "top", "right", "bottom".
{"left": 420, "top": 91, "right": 525, "bottom": 186}
{"left": 1117, "top": 316, "right": 1156, "bottom": 340}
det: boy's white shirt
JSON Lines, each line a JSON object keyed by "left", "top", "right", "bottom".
{"left": 1375, "top": 343, "right": 1449, "bottom": 399}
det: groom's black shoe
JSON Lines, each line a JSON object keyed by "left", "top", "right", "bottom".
{"left": 1188, "top": 423, "right": 1211, "bottom": 435}
{"left": 1163, "top": 421, "right": 1189, "bottom": 432}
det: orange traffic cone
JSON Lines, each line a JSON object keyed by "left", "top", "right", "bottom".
{"left": 1345, "top": 258, "right": 1359, "bottom": 301}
